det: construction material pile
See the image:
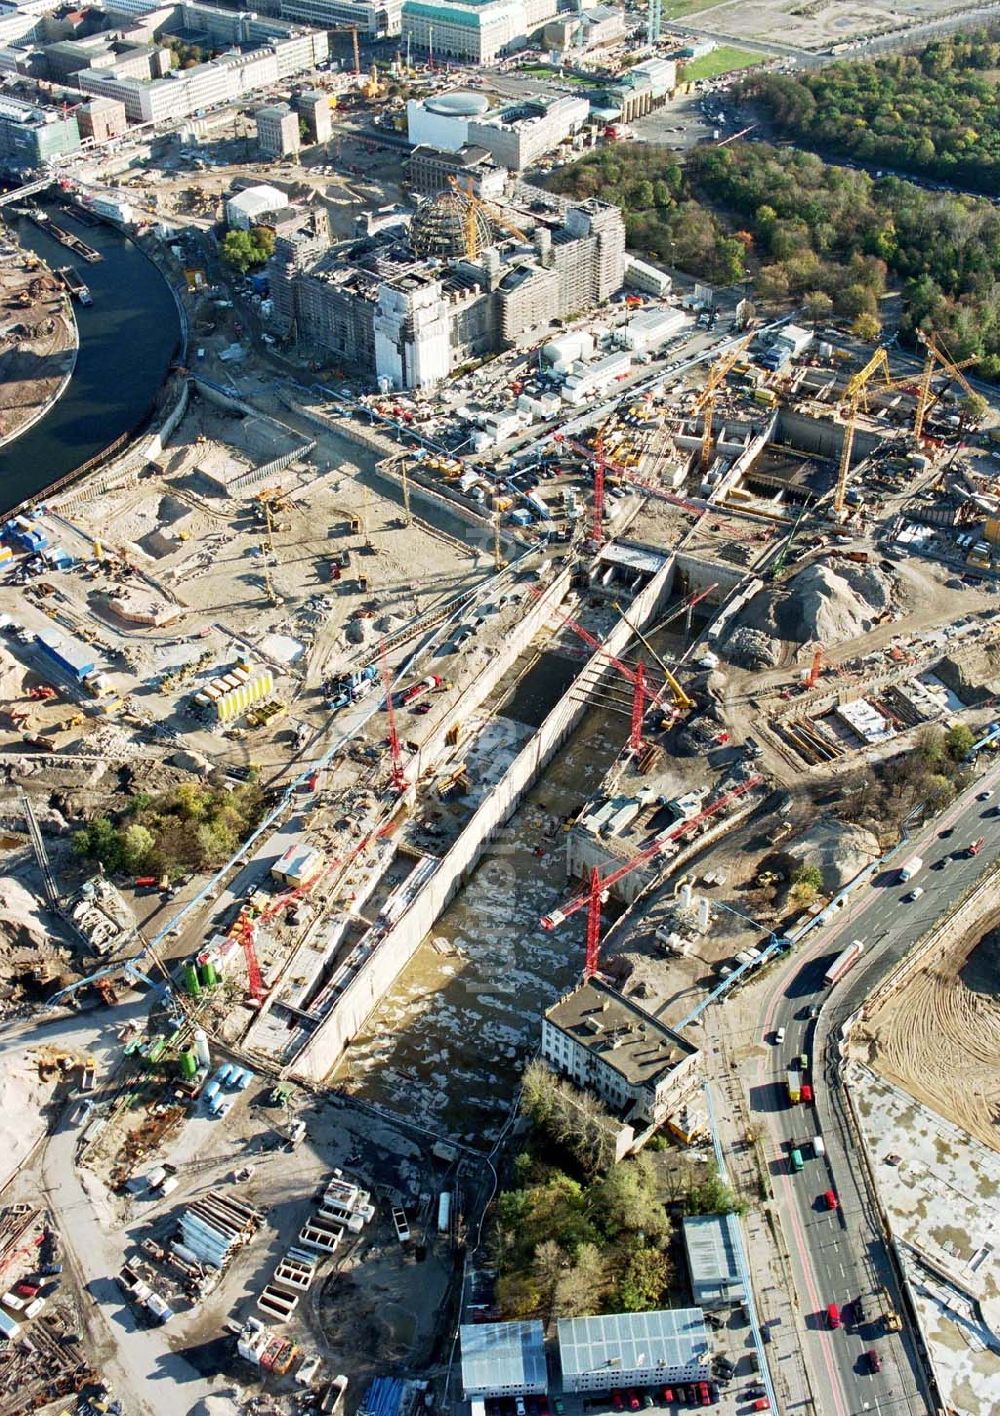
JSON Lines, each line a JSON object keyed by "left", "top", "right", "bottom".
{"left": 783, "top": 818, "right": 880, "bottom": 892}
{"left": 725, "top": 561, "right": 894, "bottom": 666}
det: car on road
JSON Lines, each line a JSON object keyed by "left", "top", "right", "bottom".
{"left": 751, "top": 1401, "right": 770, "bottom": 1412}
{"left": 978, "top": 789, "right": 993, "bottom": 800}
{"left": 774, "top": 1026, "right": 785, "bottom": 1045}
{"left": 905, "top": 887, "right": 924, "bottom": 901}
{"left": 939, "top": 827, "right": 954, "bottom": 837}
{"left": 661, "top": 1389, "right": 674, "bottom": 1404}
{"left": 824, "top": 1189, "right": 839, "bottom": 1210}
{"left": 611, "top": 1391, "right": 624, "bottom": 1411}
{"left": 866, "top": 1349, "right": 882, "bottom": 1373}
{"left": 626, "top": 1392, "right": 640, "bottom": 1411}
{"left": 826, "top": 1303, "right": 842, "bottom": 1329}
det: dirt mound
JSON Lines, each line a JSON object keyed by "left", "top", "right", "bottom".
{"left": 784, "top": 817, "right": 880, "bottom": 892}
{"left": 724, "top": 561, "right": 895, "bottom": 663}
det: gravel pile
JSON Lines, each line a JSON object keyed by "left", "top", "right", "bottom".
{"left": 726, "top": 626, "right": 781, "bottom": 668}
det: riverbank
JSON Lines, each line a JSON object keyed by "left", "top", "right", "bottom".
{"left": 0, "top": 240, "right": 78, "bottom": 449}
{"left": 0, "top": 207, "right": 181, "bottom": 515}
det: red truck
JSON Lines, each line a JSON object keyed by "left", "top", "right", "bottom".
{"left": 968, "top": 837, "right": 985, "bottom": 857}
{"left": 401, "top": 674, "right": 442, "bottom": 706}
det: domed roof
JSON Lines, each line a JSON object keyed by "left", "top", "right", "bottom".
{"left": 410, "top": 189, "right": 493, "bottom": 260}
{"left": 424, "top": 91, "right": 490, "bottom": 117}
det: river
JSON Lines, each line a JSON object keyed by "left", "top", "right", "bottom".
{"left": 0, "top": 205, "right": 181, "bottom": 515}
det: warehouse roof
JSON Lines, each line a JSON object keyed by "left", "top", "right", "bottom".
{"left": 226, "top": 184, "right": 289, "bottom": 220}
{"left": 557, "top": 1310, "right": 710, "bottom": 1378}
{"left": 682, "top": 1214, "right": 746, "bottom": 1308}
{"left": 460, "top": 1320, "right": 546, "bottom": 1394}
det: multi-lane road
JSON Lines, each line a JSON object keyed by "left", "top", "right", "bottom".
{"left": 746, "top": 755, "right": 1000, "bottom": 1415}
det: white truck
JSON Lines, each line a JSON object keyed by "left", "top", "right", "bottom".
{"left": 898, "top": 855, "right": 923, "bottom": 883}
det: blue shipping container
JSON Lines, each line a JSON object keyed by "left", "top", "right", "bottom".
{"left": 34, "top": 628, "right": 95, "bottom": 681}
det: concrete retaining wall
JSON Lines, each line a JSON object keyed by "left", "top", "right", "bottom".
{"left": 290, "top": 553, "right": 680, "bottom": 1083}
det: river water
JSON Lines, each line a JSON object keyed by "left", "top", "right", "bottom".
{"left": 0, "top": 206, "right": 181, "bottom": 514}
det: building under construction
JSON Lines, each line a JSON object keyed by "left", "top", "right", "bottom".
{"left": 268, "top": 189, "right": 625, "bottom": 390}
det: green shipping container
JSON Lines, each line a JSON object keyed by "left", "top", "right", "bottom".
{"left": 183, "top": 962, "right": 202, "bottom": 998}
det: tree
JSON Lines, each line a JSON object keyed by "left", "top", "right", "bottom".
{"left": 789, "top": 860, "right": 823, "bottom": 906}
{"left": 588, "top": 1156, "right": 668, "bottom": 1241}
{"left": 685, "top": 1166, "right": 744, "bottom": 1216}
{"left": 613, "top": 1240, "right": 670, "bottom": 1312}
{"left": 851, "top": 311, "right": 881, "bottom": 341}
{"left": 121, "top": 824, "right": 154, "bottom": 873}
{"left": 221, "top": 226, "right": 275, "bottom": 273}
{"left": 960, "top": 392, "right": 988, "bottom": 425}
{"left": 944, "top": 723, "right": 975, "bottom": 761}
{"left": 552, "top": 1242, "right": 607, "bottom": 1318}
{"left": 803, "top": 289, "right": 834, "bottom": 325}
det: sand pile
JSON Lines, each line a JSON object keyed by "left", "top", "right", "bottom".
{"left": 783, "top": 818, "right": 880, "bottom": 892}
{"left": 724, "top": 560, "right": 895, "bottom": 665}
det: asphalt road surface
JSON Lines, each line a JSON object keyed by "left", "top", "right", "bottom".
{"left": 749, "top": 754, "right": 1000, "bottom": 1415}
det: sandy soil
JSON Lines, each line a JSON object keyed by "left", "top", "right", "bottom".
{"left": 851, "top": 905, "right": 1000, "bottom": 1151}
{"left": 0, "top": 253, "right": 76, "bottom": 445}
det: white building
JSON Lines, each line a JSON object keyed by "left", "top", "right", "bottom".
{"left": 374, "top": 276, "right": 450, "bottom": 390}
{"left": 401, "top": 0, "right": 558, "bottom": 65}
{"left": 621, "top": 307, "right": 690, "bottom": 355}
{"left": 278, "top": 0, "right": 401, "bottom": 38}
{"left": 460, "top": 1320, "right": 547, "bottom": 1399}
{"left": 75, "top": 24, "right": 328, "bottom": 124}
{"left": 558, "top": 1310, "right": 711, "bottom": 1392}
{"left": 226, "top": 184, "right": 290, "bottom": 230}
{"left": 541, "top": 977, "right": 700, "bottom": 1125}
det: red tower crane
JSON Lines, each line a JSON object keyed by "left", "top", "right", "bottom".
{"left": 542, "top": 775, "right": 764, "bottom": 978}
{"left": 530, "top": 584, "right": 717, "bottom": 752}
{"left": 553, "top": 430, "right": 706, "bottom": 526}
{"left": 805, "top": 644, "right": 824, "bottom": 688}
{"left": 380, "top": 642, "right": 407, "bottom": 795}
{"left": 234, "top": 912, "right": 264, "bottom": 1001}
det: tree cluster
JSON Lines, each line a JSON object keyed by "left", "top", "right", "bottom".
{"left": 686, "top": 143, "right": 1000, "bottom": 377}
{"left": 72, "top": 779, "right": 266, "bottom": 880}
{"left": 835, "top": 726, "right": 971, "bottom": 844}
{"left": 547, "top": 145, "right": 748, "bottom": 285}
{"left": 494, "top": 1148, "right": 672, "bottom": 1322}
{"left": 221, "top": 226, "right": 276, "bottom": 274}
{"left": 742, "top": 31, "right": 1000, "bottom": 194}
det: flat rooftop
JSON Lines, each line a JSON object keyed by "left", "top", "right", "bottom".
{"left": 682, "top": 1213, "right": 746, "bottom": 1308}
{"left": 460, "top": 1319, "right": 547, "bottom": 1395}
{"left": 545, "top": 978, "right": 697, "bottom": 1087}
{"left": 558, "top": 1309, "right": 710, "bottom": 1378}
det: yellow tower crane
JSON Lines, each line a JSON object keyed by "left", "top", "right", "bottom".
{"left": 447, "top": 176, "right": 531, "bottom": 261}
{"left": 911, "top": 334, "right": 979, "bottom": 440}
{"left": 693, "top": 336, "right": 753, "bottom": 472}
{"left": 832, "top": 345, "right": 894, "bottom": 517}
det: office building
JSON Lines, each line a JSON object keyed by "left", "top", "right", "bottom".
{"left": 557, "top": 1311, "right": 710, "bottom": 1392}
{"left": 406, "top": 142, "right": 504, "bottom": 200}
{"left": 682, "top": 1214, "right": 747, "bottom": 1311}
{"left": 256, "top": 101, "right": 299, "bottom": 158}
{"left": 76, "top": 94, "right": 128, "bottom": 141}
{"left": 278, "top": 0, "right": 401, "bottom": 38}
{"left": 269, "top": 189, "right": 625, "bottom": 390}
{"left": 0, "top": 91, "right": 79, "bottom": 164}
{"left": 294, "top": 88, "right": 330, "bottom": 145}
{"left": 543, "top": 5, "right": 625, "bottom": 54}
{"left": 540, "top": 977, "right": 699, "bottom": 1126}
{"left": 407, "top": 89, "right": 588, "bottom": 171}
{"left": 400, "top": 0, "right": 558, "bottom": 65}
{"left": 73, "top": 5, "right": 328, "bottom": 125}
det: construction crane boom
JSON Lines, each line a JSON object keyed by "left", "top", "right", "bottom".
{"left": 381, "top": 642, "right": 407, "bottom": 794}
{"left": 447, "top": 176, "right": 530, "bottom": 261}
{"left": 20, "top": 789, "right": 59, "bottom": 908}
{"left": 542, "top": 775, "right": 765, "bottom": 974}
{"left": 543, "top": 776, "right": 764, "bottom": 932}
{"left": 833, "top": 346, "right": 895, "bottom": 516}
{"left": 694, "top": 337, "right": 753, "bottom": 472}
